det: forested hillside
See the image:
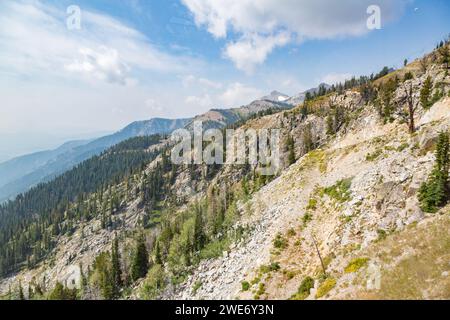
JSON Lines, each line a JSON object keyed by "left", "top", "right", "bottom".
{"left": 0, "top": 135, "right": 163, "bottom": 277}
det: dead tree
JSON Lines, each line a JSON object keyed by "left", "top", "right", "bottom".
{"left": 396, "top": 83, "right": 419, "bottom": 134}
{"left": 311, "top": 233, "right": 327, "bottom": 277}
{"left": 405, "top": 84, "right": 419, "bottom": 134}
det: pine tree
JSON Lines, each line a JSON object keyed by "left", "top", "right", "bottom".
{"left": 19, "top": 281, "right": 24, "bottom": 300}
{"left": 419, "top": 132, "right": 450, "bottom": 212}
{"left": 193, "top": 207, "right": 206, "bottom": 251}
{"left": 131, "top": 233, "right": 149, "bottom": 281}
{"left": 287, "top": 135, "right": 296, "bottom": 165}
{"left": 28, "top": 283, "right": 34, "bottom": 300}
{"left": 111, "top": 235, "right": 122, "bottom": 297}
{"left": 153, "top": 241, "right": 162, "bottom": 265}
{"left": 420, "top": 76, "right": 433, "bottom": 109}
{"left": 438, "top": 45, "right": 449, "bottom": 69}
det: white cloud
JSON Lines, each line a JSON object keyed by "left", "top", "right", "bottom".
{"left": 182, "top": 0, "right": 408, "bottom": 72}
{"left": 185, "top": 94, "right": 213, "bottom": 108}
{"left": 0, "top": 1, "right": 197, "bottom": 85}
{"left": 320, "top": 73, "right": 353, "bottom": 85}
{"left": 219, "top": 83, "right": 263, "bottom": 107}
{"left": 65, "top": 47, "right": 133, "bottom": 85}
{"left": 182, "top": 74, "right": 222, "bottom": 89}
{"left": 224, "top": 32, "right": 291, "bottom": 74}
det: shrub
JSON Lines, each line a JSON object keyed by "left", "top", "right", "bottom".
{"left": 273, "top": 233, "right": 288, "bottom": 249}
{"left": 344, "top": 258, "right": 369, "bottom": 273}
{"left": 306, "top": 198, "right": 318, "bottom": 210}
{"left": 241, "top": 281, "right": 250, "bottom": 291}
{"left": 140, "top": 264, "right": 166, "bottom": 299}
{"left": 291, "top": 276, "right": 315, "bottom": 300}
{"left": 316, "top": 278, "right": 336, "bottom": 298}
{"left": 287, "top": 228, "right": 296, "bottom": 237}
{"left": 260, "top": 262, "right": 280, "bottom": 274}
{"left": 323, "top": 178, "right": 353, "bottom": 203}
{"left": 366, "top": 149, "right": 383, "bottom": 161}
{"left": 192, "top": 281, "right": 202, "bottom": 295}
{"left": 397, "top": 143, "right": 409, "bottom": 152}
{"left": 403, "top": 72, "right": 414, "bottom": 81}
{"left": 302, "top": 212, "right": 313, "bottom": 226}
{"left": 377, "top": 229, "right": 387, "bottom": 241}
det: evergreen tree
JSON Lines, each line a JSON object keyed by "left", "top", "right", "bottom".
{"left": 420, "top": 76, "right": 433, "bottom": 109}
{"left": 111, "top": 235, "right": 122, "bottom": 297}
{"left": 438, "top": 45, "right": 449, "bottom": 69}
{"left": 287, "top": 135, "right": 296, "bottom": 165}
{"left": 19, "top": 282, "right": 24, "bottom": 300}
{"left": 193, "top": 207, "right": 206, "bottom": 251}
{"left": 419, "top": 132, "right": 450, "bottom": 212}
{"left": 131, "top": 233, "right": 149, "bottom": 281}
{"left": 28, "top": 283, "right": 34, "bottom": 300}
{"left": 153, "top": 241, "right": 162, "bottom": 265}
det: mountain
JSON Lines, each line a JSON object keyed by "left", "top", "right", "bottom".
{"left": 1, "top": 42, "right": 450, "bottom": 300}
{"left": 261, "top": 90, "right": 290, "bottom": 103}
{"left": 0, "top": 118, "right": 190, "bottom": 202}
{"left": 185, "top": 92, "right": 294, "bottom": 130}
{"left": 286, "top": 83, "right": 332, "bottom": 105}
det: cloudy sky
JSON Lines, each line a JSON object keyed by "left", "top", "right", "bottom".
{"left": 0, "top": 0, "right": 449, "bottom": 159}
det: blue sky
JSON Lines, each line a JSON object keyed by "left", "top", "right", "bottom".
{"left": 0, "top": 0, "right": 449, "bottom": 159}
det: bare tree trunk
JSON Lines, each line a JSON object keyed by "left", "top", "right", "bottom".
{"left": 406, "top": 84, "right": 416, "bottom": 134}
{"left": 311, "top": 233, "right": 327, "bottom": 276}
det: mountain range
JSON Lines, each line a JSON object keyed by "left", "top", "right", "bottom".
{"left": 0, "top": 86, "right": 320, "bottom": 202}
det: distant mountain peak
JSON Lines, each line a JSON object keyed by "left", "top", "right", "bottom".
{"left": 261, "top": 90, "right": 290, "bottom": 103}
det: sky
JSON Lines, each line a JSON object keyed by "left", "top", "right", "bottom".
{"left": 0, "top": 0, "right": 449, "bottom": 159}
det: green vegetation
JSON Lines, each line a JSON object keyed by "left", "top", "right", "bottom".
{"left": 376, "top": 77, "right": 398, "bottom": 123}
{"left": 290, "top": 276, "right": 314, "bottom": 300}
{"left": 141, "top": 264, "right": 166, "bottom": 299}
{"left": 273, "top": 233, "right": 288, "bottom": 250}
{"left": 254, "top": 283, "right": 266, "bottom": 300}
{"left": 47, "top": 282, "right": 78, "bottom": 300}
{"left": 377, "top": 229, "right": 388, "bottom": 242}
{"left": 420, "top": 76, "right": 433, "bottom": 109}
{"left": 344, "top": 257, "right": 369, "bottom": 273}
{"left": 131, "top": 233, "right": 149, "bottom": 281}
{"left": 306, "top": 198, "right": 317, "bottom": 210}
{"left": 192, "top": 280, "right": 202, "bottom": 295}
{"left": 315, "top": 278, "right": 336, "bottom": 298}
{"left": 419, "top": 132, "right": 450, "bottom": 212}
{"left": 403, "top": 72, "right": 414, "bottom": 81}
{"left": 396, "top": 143, "right": 409, "bottom": 152}
{"left": 260, "top": 262, "right": 281, "bottom": 274}
{"left": 0, "top": 135, "right": 162, "bottom": 276}
{"left": 366, "top": 149, "right": 383, "bottom": 161}
{"left": 323, "top": 178, "right": 352, "bottom": 203}
{"left": 241, "top": 281, "right": 250, "bottom": 292}
{"left": 302, "top": 212, "right": 313, "bottom": 226}
{"left": 286, "top": 134, "right": 296, "bottom": 165}
{"left": 326, "top": 106, "right": 346, "bottom": 135}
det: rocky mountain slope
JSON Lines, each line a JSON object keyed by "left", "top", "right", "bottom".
{"left": 0, "top": 43, "right": 449, "bottom": 300}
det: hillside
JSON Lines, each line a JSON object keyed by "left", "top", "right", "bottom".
{"left": 0, "top": 42, "right": 449, "bottom": 300}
